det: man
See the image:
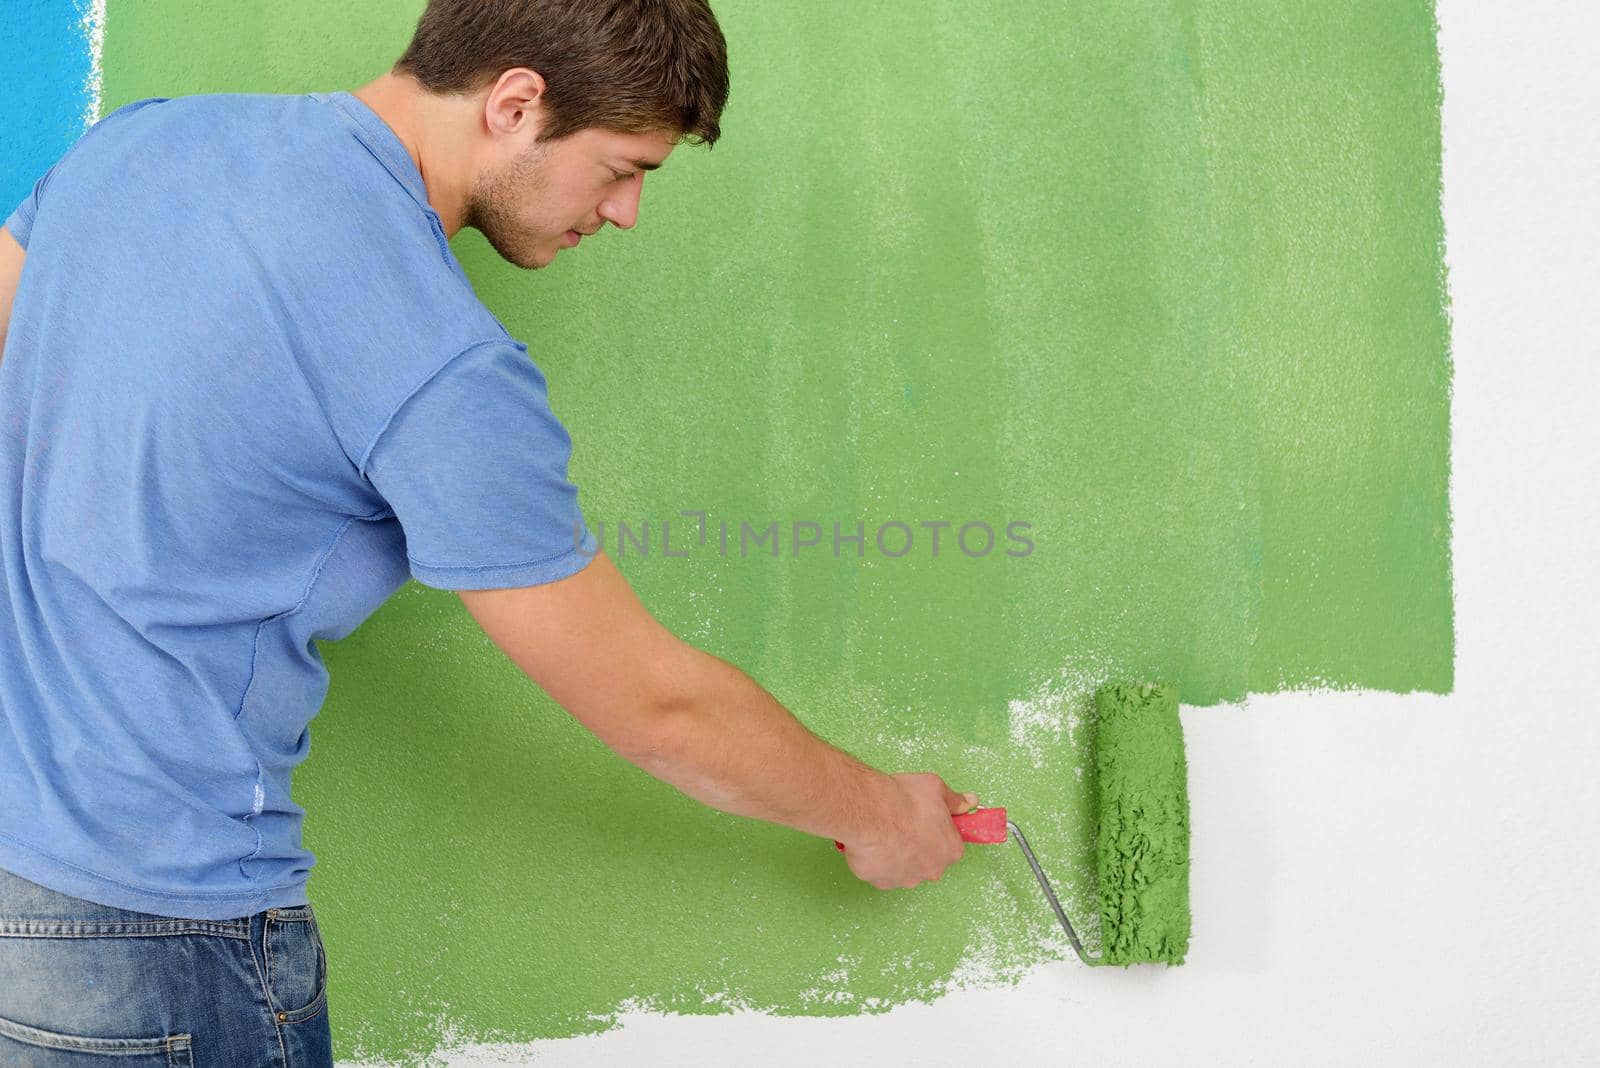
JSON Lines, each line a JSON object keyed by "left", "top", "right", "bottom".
{"left": 0, "top": 0, "right": 975, "bottom": 1061}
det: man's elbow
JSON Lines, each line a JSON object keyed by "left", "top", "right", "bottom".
{"left": 455, "top": 555, "right": 707, "bottom": 762}
{"left": 599, "top": 640, "right": 709, "bottom": 764}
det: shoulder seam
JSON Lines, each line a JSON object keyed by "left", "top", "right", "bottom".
{"left": 356, "top": 338, "right": 525, "bottom": 479}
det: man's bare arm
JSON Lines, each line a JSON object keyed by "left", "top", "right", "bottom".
{"left": 0, "top": 226, "right": 23, "bottom": 363}
{"left": 456, "top": 549, "right": 903, "bottom": 847}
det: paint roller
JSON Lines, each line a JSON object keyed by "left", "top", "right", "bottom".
{"left": 837, "top": 681, "right": 1191, "bottom": 966}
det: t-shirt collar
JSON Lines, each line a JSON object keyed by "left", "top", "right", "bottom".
{"left": 317, "top": 89, "right": 438, "bottom": 218}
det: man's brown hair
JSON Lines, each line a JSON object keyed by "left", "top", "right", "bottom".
{"left": 394, "top": 0, "right": 729, "bottom": 147}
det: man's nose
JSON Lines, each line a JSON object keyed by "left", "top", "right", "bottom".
{"left": 598, "top": 181, "right": 642, "bottom": 230}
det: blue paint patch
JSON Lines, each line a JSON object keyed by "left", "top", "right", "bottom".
{"left": 0, "top": 0, "right": 96, "bottom": 221}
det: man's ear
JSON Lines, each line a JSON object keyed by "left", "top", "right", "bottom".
{"left": 481, "top": 67, "right": 549, "bottom": 141}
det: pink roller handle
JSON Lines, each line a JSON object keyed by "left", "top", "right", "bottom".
{"left": 834, "top": 806, "right": 1008, "bottom": 851}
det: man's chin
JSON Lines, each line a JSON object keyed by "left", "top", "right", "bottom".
{"left": 476, "top": 226, "right": 556, "bottom": 271}
{"left": 524, "top": 242, "right": 564, "bottom": 270}
{"left": 495, "top": 249, "right": 553, "bottom": 272}
{"left": 497, "top": 242, "right": 554, "bottom": 270}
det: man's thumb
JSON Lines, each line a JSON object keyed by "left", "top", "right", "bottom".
{"left": 948, "top": 789, "right": 978, "bottom": 814}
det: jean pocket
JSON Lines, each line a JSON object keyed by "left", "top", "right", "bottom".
{"left": 0, "top": 1010, "right": 193, "bottom": 1065}
{"left": 262, "top": 905, "right": 327, "bottom": 1024}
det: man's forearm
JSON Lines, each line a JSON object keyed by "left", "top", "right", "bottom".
{"left": 624, "top": 646, "right": 898, "bottom": 844}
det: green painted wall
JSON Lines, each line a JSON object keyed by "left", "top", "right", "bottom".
{"left": 104, "top": 0, "right": 1453, "bottom": 1062}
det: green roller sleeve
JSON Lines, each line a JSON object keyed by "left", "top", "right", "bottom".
{"left": 1094, "top": 682, "right": 1192, "bottom": 966}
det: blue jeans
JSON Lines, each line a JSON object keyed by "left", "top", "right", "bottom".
{"left": 0, "top": 866, "right": 332, "bottom": 1066}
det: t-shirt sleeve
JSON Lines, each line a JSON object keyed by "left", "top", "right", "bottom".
{"left": 5, "top": 163, "right": 55, "bottom": 250}
{"left": 362, "top": 339, "right": 600, "bottom": 590}
{"left": 5, "top": 99, "right": 168, "bottom": 250}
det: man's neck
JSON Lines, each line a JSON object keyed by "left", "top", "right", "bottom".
{"left": 351, "top": 73, "right": 474, "bottom": 237}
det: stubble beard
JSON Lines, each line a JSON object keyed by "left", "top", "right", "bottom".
{"left": 465, "top": 140, "right": 556, "bottom": 271}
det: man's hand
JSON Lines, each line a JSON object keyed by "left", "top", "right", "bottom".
{"left": 837, "top": 774, "right": 977, "bottom": 890}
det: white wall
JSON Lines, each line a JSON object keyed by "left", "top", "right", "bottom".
{"left": 436, "top": 3, "right": 1600, "bottom": 1063}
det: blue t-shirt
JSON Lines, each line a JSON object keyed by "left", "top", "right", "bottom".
{"left": 0, "top": 92, "right": 599, "bottom": 920}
